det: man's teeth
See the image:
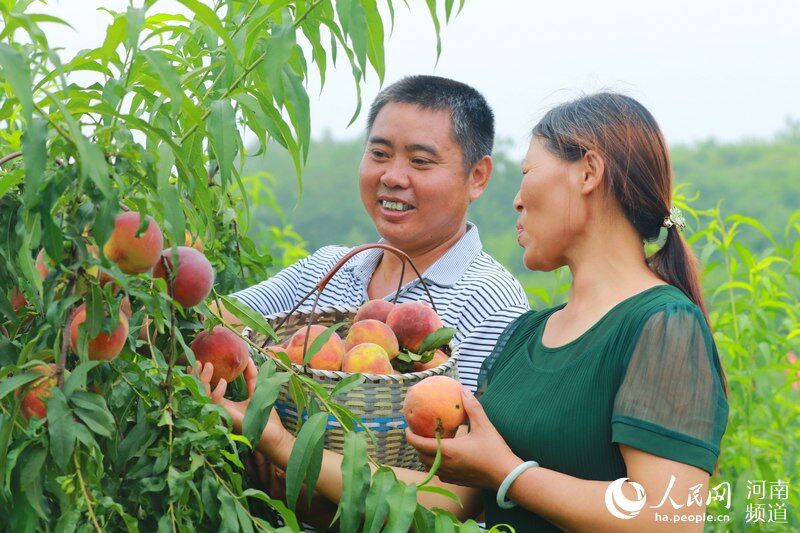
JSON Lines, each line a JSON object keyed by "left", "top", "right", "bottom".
{"left": 381, "top": 200, "right": 412, "bottom": 212}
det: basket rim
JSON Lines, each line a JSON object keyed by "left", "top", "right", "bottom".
{"left": 245, "top": 305, "right": 460, "bottom": 381}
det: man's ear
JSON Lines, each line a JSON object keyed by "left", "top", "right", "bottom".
{"left": 580, "top": 150, "right": 604, "bottom": 195}
{"left": 468, "top": 155, "right": 493, "bottom": 201}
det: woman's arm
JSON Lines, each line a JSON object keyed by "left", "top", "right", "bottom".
{"left": 196, "top": 361, "right": 483, "bottom": 520}
{"left": 407, "top": 388, "right": 711, "bottom": 532}
{"left": 496, "top": 446, "right": 709, "bottom": 532}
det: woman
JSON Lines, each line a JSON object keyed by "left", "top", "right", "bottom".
{"left": 197, "top": 93, "right": 729, "bottom": 531}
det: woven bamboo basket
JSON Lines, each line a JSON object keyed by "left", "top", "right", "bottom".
{"left": 245, "top": 244, "right": 459, "bottom": 471}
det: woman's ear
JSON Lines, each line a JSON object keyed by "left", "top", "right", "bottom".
{"left": 580, "top": 150, "right": 605, "bottom": 195}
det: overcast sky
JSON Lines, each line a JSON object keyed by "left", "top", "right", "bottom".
{"left": 44, "top": 0, "right": 800, "bottom": 158}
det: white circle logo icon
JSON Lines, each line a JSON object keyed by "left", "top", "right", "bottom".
{"left": 604, "top": 478, "right": 647, "bottom": 519}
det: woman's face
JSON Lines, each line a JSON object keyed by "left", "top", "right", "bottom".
{"left": 513, "top": 137, "right": 589, "bottom": 271}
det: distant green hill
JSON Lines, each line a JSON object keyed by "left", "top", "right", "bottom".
{"left": 243, "top": 124, "right": 800, "bottom": 298}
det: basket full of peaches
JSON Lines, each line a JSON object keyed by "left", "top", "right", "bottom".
{"left": 244, "top": 244, "right": 460, "bottom": 470}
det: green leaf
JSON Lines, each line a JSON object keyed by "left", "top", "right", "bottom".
{"left": 337, "top": 432, "right": 371, "bottom": 532}
{"left": 142, "top": 50, "right": 183, "bottom": 115}
{"left": 418, "top": 327, "right": 456, "bottom": 354}
{"left": 262, "top": 18, "right": 296, "bottom": 107}
{"left": 0, "top": 43, "right": 33, "bottom": 121}
{"left": 363, "top": 467, "right": 396, "bottom": 533}
{"left": 242, "top": 361, "right": 290, "bottom": 446}
{"left": 71, "top": 391, "right": 115, "bottom": 437}
{"left": 0, "top": 169, "right": 24, "bottom": 198}
{"left": 362, "top": 0, "right": 385, "bottom": 83}
{"left": 384, "top": 480, "right": 418, "bottom": 532}
{"left": 284, "top": 411, "right": 328, "bottom": 510}
{"left": 47, "top": 388, "right": 76, "bottom": 471}
{"left": 434, "top": 512, "right": 456, "bottom": 533}
{"left": 156, "top": 142, "right": 185, "bottom": 249}
{"left": 63, "top": 360, "right": 101, "bottom": 398}
{"left": 0, "top": 370, "right": 42, "bottom": 402}
{"left": 458, "top": 520, "right": 483, "bottom": 533}
{"left": 242, "top": 488, "right": 301, "bottom": 531}
{"left": 76, "top": 137, "right": 113, "bottom": 198}
{"left": 282, "top": 68, "right": 310, "bottom": 161}
{"left": 424, "top": 0, "right": 442, "bottom": 61}
{"left": 207, "top": 99, "right": 237, "bottom": 190}
{"left": 330, "top": 373, "right": 365, "bottom": 399}
{"left": 218, "top": 295, "right": 276, "bottom": 340}
{"left": 335, "top": 0, "right": 368, "bottom": 75}
{"left": 0, "top": 414, "right": 12, "bottom": 483}
{"left": 412, "top": 507, "right": 436, "bottom": 532}
{"left": 418, "top": 484, "right": 463, "bottom": 505}
{"left": 302, "top": 322, "right": 345, "bottom": 365}
{"left": 19, "top": 444, "right": 47, "bottom": 518}
{"left": 445, "top": 0, "right": 456, "bottom": 22}
{"left": 217, "top": 484, "right": 239, "bottom": 532}
{"left": 21, "top": 118, "right": 47, "bottom": 209}
{"left": 99, "top": 14, "right": 126, "bottom": 63}
{"left": 177, "top": 0, "right": 237, "bottom": 58}
{"left": 125, "top": 6, "right": 145, "bottom": 50}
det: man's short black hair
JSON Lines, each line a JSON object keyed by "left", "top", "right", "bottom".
{"left": 366, "top": 75, "right": 495, "bottom": 171}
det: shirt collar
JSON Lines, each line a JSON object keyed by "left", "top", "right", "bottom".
{"left": 347, "top": 222, "right": 483, "bottom": 288}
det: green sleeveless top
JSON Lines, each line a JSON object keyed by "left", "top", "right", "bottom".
{"left": 477, "top": 285, "right": 729, "bottom": 532}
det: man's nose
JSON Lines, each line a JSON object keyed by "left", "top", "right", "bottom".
{"left": 380, "top": 163, "right": 411, "bottom": 189}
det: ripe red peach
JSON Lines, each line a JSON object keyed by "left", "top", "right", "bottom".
{"left": 103, "top": 212, "right": 164, "bottom": 274}
{"left": 10, "top": 290, "right": 27, "bottom": 312}
{"left": 152, "top": 246, "right": 214, "bottom": 308}
{"left": 403, "top": 375, "right": 466, "bottom": 438}
{"left": 354, "top": 299, "right": 395, "bottom": 323}
{"left": 386, "top": 301, "right": 443, "bottom": 352}
{"left": 285, "top": 325, "right": 345, "bottom": 370}
{"left": 341, "top": 343, "right": 395, "bottom": 374}
{"left": 412, "top": 349, "right": 449, "bottom": 372}
{"left": 120, "top": 297, "right": 132, "bottom": 319}
{"left": 35, "top": 249, "right": 51, "bottom": 279}
{"left": 69, "top": 304, "right": 129, "bottom": 361}
{"left": 344, "top": 319, "right": 400, "bottom": 359}
{"left": 190, "top": 326, "right": 250, "bottom": 386}
{"left": 10, "top": 250, "right": 52, "bottom": 311}
{"left": 16, "top": 364, "right": 58, "bottom": 420}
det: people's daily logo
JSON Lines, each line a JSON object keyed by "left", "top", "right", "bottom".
{"left": 605, "top": 478, "right": 647, "bottom": 519}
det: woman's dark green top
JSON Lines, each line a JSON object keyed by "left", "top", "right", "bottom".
{"left": 477, "top": 285, "right": 729, "bottom": 532}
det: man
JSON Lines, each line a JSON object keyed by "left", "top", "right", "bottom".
{"left": 225, "top": 75, "right": 529, "bottom": 391}
{"left": 216, "top": 75, "right": 529, "bottom": 528}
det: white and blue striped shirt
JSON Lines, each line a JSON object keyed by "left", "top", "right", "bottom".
{"left": 232, "top": 223, "right": 530, "bottom": 391}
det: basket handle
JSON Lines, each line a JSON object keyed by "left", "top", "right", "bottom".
{"left": 266, "top": 243, "right": 438, "bottom": 354}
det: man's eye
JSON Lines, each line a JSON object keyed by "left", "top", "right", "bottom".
{"left": 412, "top": 158, "right": 431, "bottom": 165}
{"left": 371, "top": 150, "right": 388, "bottom": 159}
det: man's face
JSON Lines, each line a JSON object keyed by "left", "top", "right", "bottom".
{"left": 359, "top": 102, "right": 473, "bottom": 254}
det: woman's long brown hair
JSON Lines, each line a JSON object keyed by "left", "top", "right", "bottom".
{"left": 532, "top": 93, "right": 709, "bottom": 323}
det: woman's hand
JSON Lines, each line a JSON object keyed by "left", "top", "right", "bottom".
{"left": 405, "top": 387, "right": 523, "bottom": 490}
{"left": 193, "top": 357, "right": 257, "bottom": 432}
{"left": 193, "top": 358, "right": 289, "bottom": 451}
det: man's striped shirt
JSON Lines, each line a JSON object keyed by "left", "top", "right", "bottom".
{"left": 232, "top": 223, "right": 530, "bottom": 391}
